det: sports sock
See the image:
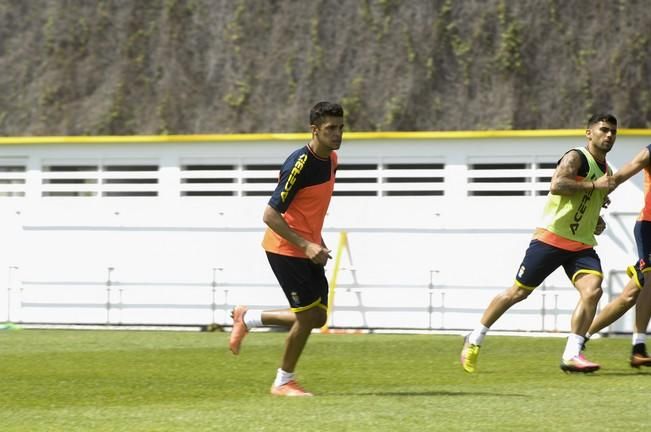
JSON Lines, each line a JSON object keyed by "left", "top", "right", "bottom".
{"left": 244, "top": 309, "right": 263, "bottom": 329}
{"left": 468, "top": 324, "right": 489, "bottom": 346}
{"left": 562, "top": 333, "right": 585, "bottom": 361}
{"left": 632, "top": 332, "right": 646, "bottom": 346}
{"left": 273, "top": 368, "right": 295, "bottom": 387}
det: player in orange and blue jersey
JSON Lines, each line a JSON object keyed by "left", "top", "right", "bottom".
{"left": 461, "top": 113, "right": 618, "bottom": 374}
{"left": 585, "top": 143, "right": 651, "bottom": 367}
{"left": 228, "top": 101, "right": 344, "bottom": 396}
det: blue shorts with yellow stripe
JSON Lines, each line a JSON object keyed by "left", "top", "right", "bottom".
{"left": 515, "top": 239, "right": 602, "bottom": 290}
{"left": 628, "top": 220, "right": 651, "bottom": 289}
{"left": 266, "top": 251, "right": 329, "bottom": 312}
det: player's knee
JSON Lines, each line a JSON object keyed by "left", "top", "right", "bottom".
{"left": 621, "top": 286, "right": 641, "bottom": 306}
{"left": 584, "top": 285, "right": 603, "bottom": 303}
{"left": 506, "top": 286, "right": 531, "bottom": 304}
{"left": 310, "top": 307, "right": 327, "bottom": 328}
{"left": 314, "top": 311, "right": 327, "bottom": 328}
{"left": 297, "top": 307, "right": 327, "bottom": 328}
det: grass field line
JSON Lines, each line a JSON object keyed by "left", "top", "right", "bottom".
{"left": 8, "top": 322, "right": 591, "bottom": 339}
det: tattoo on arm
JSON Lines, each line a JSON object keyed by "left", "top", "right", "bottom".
{"left": 550, "top": 151, "right": 585, "bottom": 195}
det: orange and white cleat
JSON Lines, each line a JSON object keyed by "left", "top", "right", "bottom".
{"left": 229, "top": 305, "right": 249, "bottom": 355}
{"left": 270, "top": 380, "right": 314, "bottom": 397}
{"left": 560, "top": 354, "right": 600, "bottom": 373}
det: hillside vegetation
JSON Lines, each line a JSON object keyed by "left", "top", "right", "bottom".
{"left": 0, "top": 0, "right": 649, "bottom": 136}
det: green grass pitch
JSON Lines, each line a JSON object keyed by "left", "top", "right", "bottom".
{"left": 1, "top": 329, "right": 650, "bottom": 431}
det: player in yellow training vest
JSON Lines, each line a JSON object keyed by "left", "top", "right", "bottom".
{"left": 461, "top": 113, "right": 617, "bottom": 374}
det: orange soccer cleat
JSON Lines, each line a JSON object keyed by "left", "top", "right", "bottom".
{"left": 270, "top": 380, "right": 314, "bottom": 397}
{"left": 229, "top": 305, "right": 249, "bottom": 355}
{"left": 630, "top": 343, "right": 651, "bottom": 368}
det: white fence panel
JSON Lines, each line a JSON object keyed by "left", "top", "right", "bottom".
{"left": 0, "top": 131, "right": 649, "bottom": 333}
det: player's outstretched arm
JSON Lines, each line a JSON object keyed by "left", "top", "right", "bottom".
{"left": 613, "top": 147, "right": 651, "bottom": 186}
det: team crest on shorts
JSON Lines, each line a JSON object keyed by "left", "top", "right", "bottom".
{"left": 291, "top": 291, "right": 300, "bottom": 304}
{"left": 518, "top": 265, "right": 526, "bottom": 278}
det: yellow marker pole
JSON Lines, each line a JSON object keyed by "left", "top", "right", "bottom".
{"left": 321, "top": 230, "right": 348, "bottom": 333}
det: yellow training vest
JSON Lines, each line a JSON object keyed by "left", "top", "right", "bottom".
{"left": 540, "top": 147, "right": 611, "bottom": 246}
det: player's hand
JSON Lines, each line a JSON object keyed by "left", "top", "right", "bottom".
{"left": 594, "top": 216, "right": 606, "bottom": 235}
{"left": 602, "top": 195, "right": 611, "bottom": 209}
{"left": 593, "top": 175, "right": 617, "bottom": 192}
{"left": 304, "top": 242, "right": 331, "bottom": 266}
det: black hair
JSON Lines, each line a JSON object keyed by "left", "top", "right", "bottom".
{"left": 587, "top": 113, "right": 617, "bottom": 128}
{"left": 309, "top": 101, "right": 344, "bottom": 126}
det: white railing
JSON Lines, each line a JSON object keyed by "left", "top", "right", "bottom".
{"left": 4, "top": 262, "right": 629, "bottom": 333}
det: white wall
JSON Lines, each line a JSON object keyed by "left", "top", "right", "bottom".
{"left": 0, "top": 131, "right": 649, "bottom": 333}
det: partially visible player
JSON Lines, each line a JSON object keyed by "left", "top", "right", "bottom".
{"left": 585, "top": 143, "right": 651, "bottom": 367}
{"left": 228, "top": 101, "right": 344, "bottom": 396}
{"left": 461, "top": 113, "right": 618, "bottom": 374}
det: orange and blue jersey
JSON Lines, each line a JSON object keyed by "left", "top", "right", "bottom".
{"left": 637, "top": 144, "right": 651, "bottom": 222}
{"left": 624, "top": 145, "right": 651, "bottom": 287}
{"left": 262, "top": 145, "right": 337, "bottom": 258}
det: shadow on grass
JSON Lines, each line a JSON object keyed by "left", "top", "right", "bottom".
{"left": 326, "top": 390, "right": 527, "bottom": 398}
{"left": 597, "top": 369, "right": 651, "bottom": 377}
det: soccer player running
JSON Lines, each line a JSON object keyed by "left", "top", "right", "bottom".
{"left": 228, "top": 101, "right": 344, "bottom": 397}
{"left": 583, "top": 143, "right": 651, "bottom": 368}
{"left": 461, "top": 113, "right": 618, "bottom": 374}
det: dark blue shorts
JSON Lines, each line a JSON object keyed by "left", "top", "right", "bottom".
{"left": 266, "top": 251, "right": 329, "bottom": 312}
{"left": 515, "top": 239, "right": 602, "bottom": 290}
{"left": 628, "top": 220, "right": 651, "bottom": 288}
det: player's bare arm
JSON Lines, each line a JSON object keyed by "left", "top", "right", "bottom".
{"left": 263, "top": 205, "right": 330, "bottom": 265}
{"left": 614, "top": 147, "right": 651, "bottom": 186}
{"left": 550, "top": 151, "right": 593, "bottom": 195}
{"left": 550, "top": 150, "right": 615, "bottom": 194}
